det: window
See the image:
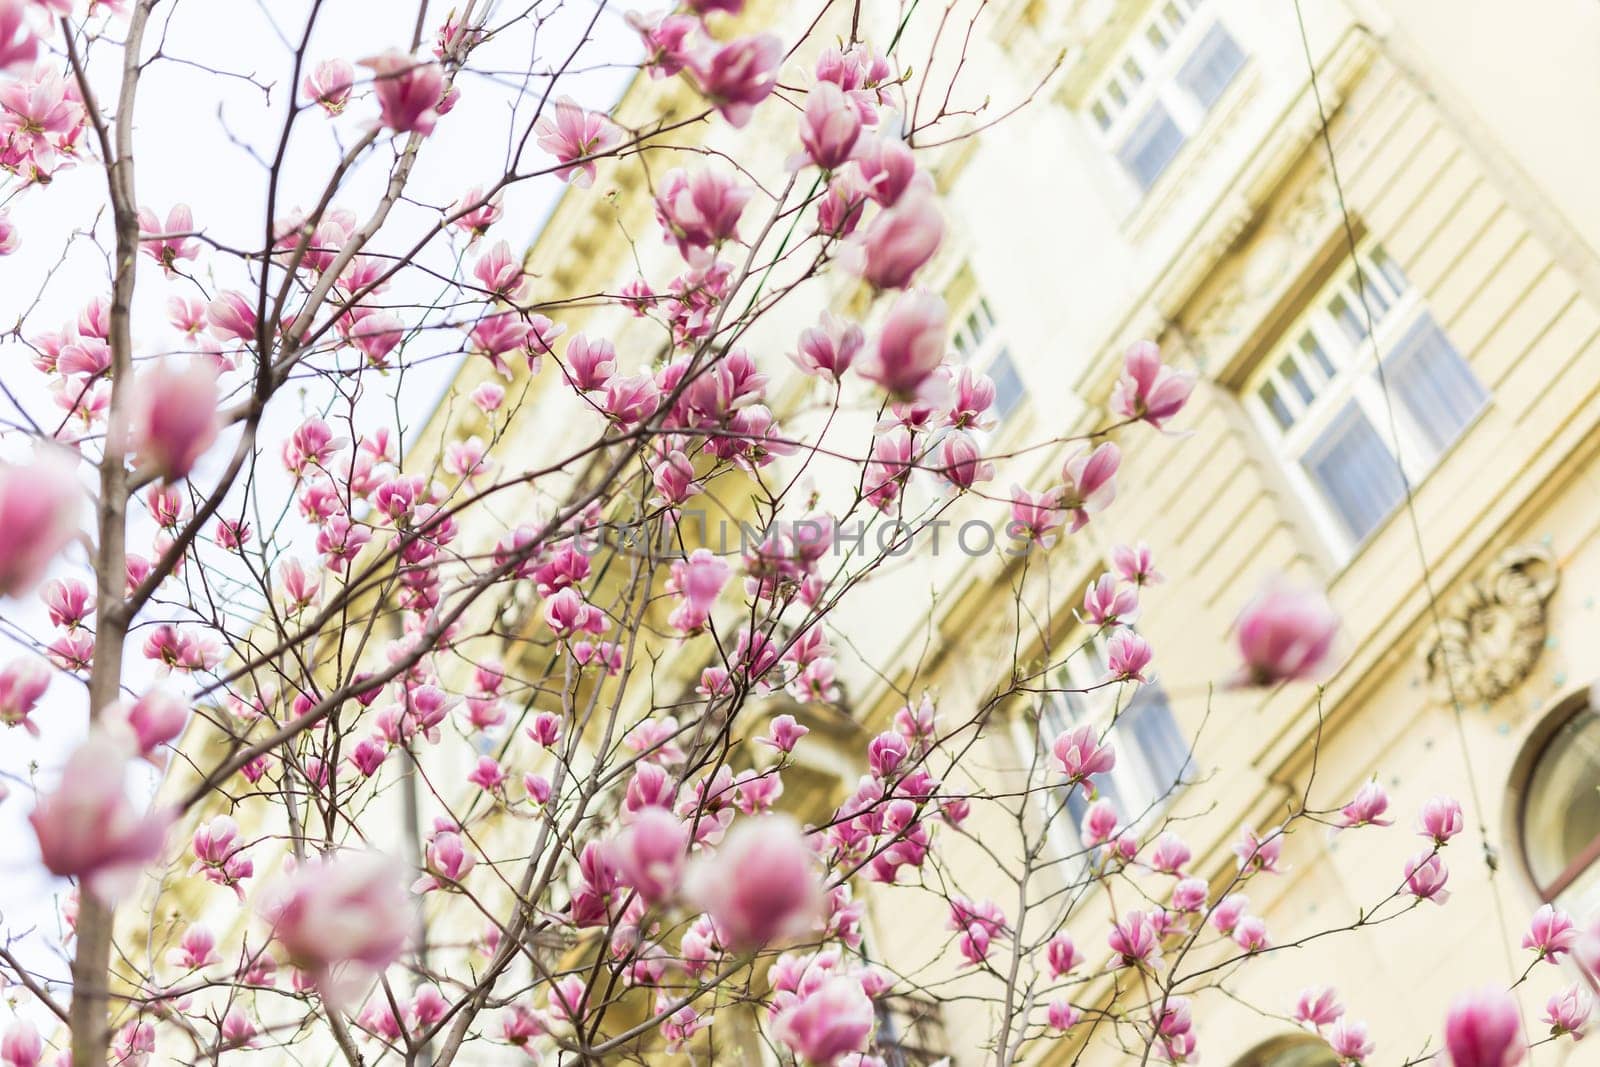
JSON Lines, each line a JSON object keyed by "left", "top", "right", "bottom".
{"left": 1016, "top": 630, "right": 1191, "bottom": 859}
{"left": 1514, "top": 694, "right": 1600, "bottom": 915}
{"left": 1088, "top": 0, "right": 1247, "bottom": 191}
{"left": 872, "top": 994, "right": 951, "bottom": 1067}
{"left": 1244, "top": 243, "right": 1487, "bottom": 557}
{"left": 950, "top": 295, "right": 1025, "bottom": 424}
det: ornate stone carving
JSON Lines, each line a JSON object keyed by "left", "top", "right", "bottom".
{"left": 1421, "top": 545, "right": 1561, "bottom": 705}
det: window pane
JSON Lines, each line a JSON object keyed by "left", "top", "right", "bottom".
{"left": 1278, "top": 356, "right": 1315, "bottom": 405}
{"left": 1147, "top": 23, "right": 1169, "bottom": 51}
{"left": 1117, "top": 102, "right": 1186, "bottom": 191}
{"left": 1164, "top": 1, "right": 1186, "bottom": 29}
{"left": 1123, "top": 57, "right": 1145, "bottom": 88}
{"left": 1301, "top": 402, "right": 1407, "bottom": 543}
{"left": 1353, "top": 269, "right": 1392, "bottom": 320}
{"left": 1383, "top": 315, "right": 1487, "bottom": 458}
{"left": 1120, "top": 682, "right": 1189, "bottom": 801}
{"left": 1298, "top": 331, "right": 1336, "bottom": 378}
{"left": 1522, "top": 707, "right": 1600, "bottom": 910}
{"left": 1092, "top": 100, "right": 1112, "bottom": 130}
{"left": 1258, "top": 381, "right": 1293, "bottom": 431}
{"left": 1176, "top": 22, "right": 1247, "bottom": 111}
{"left": 1371, "top": 244, "right": 1410, "bottom": 297}
{"left": 1329, "top": 293, "right": 1368, "bottom": 345}
{"left": 988, "top": 349, "right": 1026, "bottom": 420}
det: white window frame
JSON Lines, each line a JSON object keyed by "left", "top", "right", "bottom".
{"left": 1086, "top": 0, "right": 1246, "bottom": 193}
{"left": 950, "top": 294, "right": 1026, "bottom": 427}
{"left": 1012, "top": 630, "right": 1189, "bottom": 866}
{"left": 1243, "top": 241, "right": 1487, "bottom": 560}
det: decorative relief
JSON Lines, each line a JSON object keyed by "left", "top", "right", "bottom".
{"left": 1421, "top": 545, "right": 1561, "bottom": 706}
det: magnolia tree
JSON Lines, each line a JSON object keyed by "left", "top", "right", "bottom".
{"left": 0, "top": 1, "right": 1590, "bottom": 1066}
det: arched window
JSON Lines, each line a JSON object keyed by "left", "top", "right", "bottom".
{"left": 1231, "top": 1034, "right": 1338, "bottom": 1067}
{"left": 1510, "top": 690, "right": 1600, "bottom": 913}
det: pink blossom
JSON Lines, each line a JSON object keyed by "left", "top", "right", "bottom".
{"left": 859, "top": 289, "right": 947, "bottom": 399}
{"left": 1234, "top": 826, "right": 1283, "bottom": 875}
{"left": 1052, "top": 723, "right": 1114, "bottom": 783}
{"left": 800, "top": 81, "right": 861, "bottom": 170}
{"left": 1336, "top": 780, "right": 1393, "bottom": 829}
{"left": 773, "top": 976, "right": 874, "bottom": 1064}
{"left": 1543, "top": 984, "right": 1591, "bottom": 1038}
{"left": 760, "top": 713, "right": 809, "bottom": 754}
{"left": 1111, "top": 340, "right": 1195, "bottom": 430}
{"left": 208, "top": 290, "right": 258, "bottom": 344}
{"left": 1107, "top": 910, "right": 1160, "bottom": 968}
{"left": 120, "top": 687, "right": 188, "bottom": 757}
{"left": 1211, "top": 893, "right": 1249, "bottom": 935}
{"left": 467, "top": 756, "right": 507, "bottom": 795}
{"left": 137, "top": 204, "right": 199, "bottom": 272}
{"left": 168, "top": 924, "right": 220, "bottom": 970}
{"left": 1233, "top": 913, "right": 1270, "bottom": 952}
{"left": 361, "top": 51, "right": 445, "bottom": 135}
{"left": 602, "top": 373, "right": 661, "bottom": 427}
{"left": 1081, "top": 797, "right": 1118, "bottom": 845}
{"left": 302, "top": 58, "right": 354, "bottom": 114}
{"left": 1523, "top": 903, "right": 1577, "bottom": 962}
{"left": 473, "top": 239, "right": 525, "bottom": 299}
{"left": 534, "top": 96, "right": 620, "bottom": 186}
{"left": 655, "top": 167, "right": 750, "bottom": 262}
{"left": 1328, "top": 1018, "right": 1374, "bottom": 1063}
{"left": 629, "top": 10, "right": 697, "bottom": 78}
{"left": 939, "top": 432, "right": 993, "bottom": 490}
{"left": 667, "top": 548, "right": 730, "bottom": 632}
{"left": 1009, "top": 486, "right": 1064, "bottom": 548}
{"left": 123, "top": 359, "right": 221, "bottom": 480}
{"left": 0, "top": 0, "right": 37, "bottom": 73}
{"left": 1059, "top": 441, "right": 1119, "bottom": 532}
{"left": 1046, "top": 933, "right": 1081, "bottom": 977}
{"left": 1047, "top": 999, "right": 1082, "bottom": 1032}
{"left": 1419, "top": 795, "right": 1465, "bottom": 846}
{"left": 792, "top": 312, "right": 863, "bottom": 381}
{"left": 1082, "top": 572, "right": 1138, "bottom": 627}
{"left": 1105, "top": 629, "right": 1153, "bottom": 683}
{"left": 612, "top": 806, "right": 690, "bottom": 905}
{"left": 470, "top": 381, "right": 505, "bottom": 412}
{"left": 684, "top": 815, "right": 822, "bottom": 950}
{"left": 29, "top": 728, "right": 174, "bottom": 900}
{"left": 563, "top": 332, "right": 617, "bottom": 391}
{"left": 851, "top": 184, "right": 943, "bottom": 289}
{"left": 1294, "top": 986, "right": 1344, "bottom": 1029}
{"left": 688, "top": 34, "right": 781, "bottom": 127}
{"left": 1148, "top": 831, "right": 1191, "bottom": 875}
{"left": 0, "top": 656, "right": 49, "bottom": 736}
{"left": 1, "top": 1020, "right": 42, "bottom": 1067}
{"left": 260, "top": 850, "right": 409, "bottom": 982}
{"left": 1112, "top": 542, "right": 1163, "bottom": 586}
{"left": 1170, "top": 877, "right": 1207, "bottom": 912}
{"left": 0, "top": 454, "right": 81, "bottom": 597}
{"left": 854, "top": 134, "right": 916, "bottom": 206}
{"left": 449, "top": 186, "right": 503, "bottom": 241}
{"left": 1404, "top": 850, "right": 1450, "bottom": 903}
{"left": 1443, "top": 988, "right": 1526, "bottom": 1067}
{"left": 1231, "top": 580, "right": 1340, "bottom": 686}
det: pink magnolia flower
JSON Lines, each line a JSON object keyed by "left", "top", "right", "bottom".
{"left": 1081, "top": 798, "right": 1118, "bottom": 846}
{"left": 1060, "top": 441, "right": 1119, "bottom": 532}
{"left": 1148, "top": 831, "right": 1191, "bottom": 875}
{"left": 760, "top": 713, "right": 809, "bottom": 754}
{"left": 939, "top": 432, "right": 993, "bottom": 491}
{"left": 29, "top": 728, "right": 174, "bottom": 900}
{"left": 302, "top": 58, "right": 354, "bottom": 114}
{"left": 0, "top": 656, "right": 50, "bottom": 736}
{"left": 1211, "top": 893, "right": 1249, "bottom": 935}
{"left": 630, "top": 10, "right": 697, "bottom": 78}
{"left": 1523, "top": 903, "right": 1577, "bottom": 962}
{"left": 1328, "top": 1018, "right": 1374, "bottom": 1063}
{"left": 799, "top": 81, "right": 861, "bottom": 170}
{"left": 1231, "top": 580, "right": 1340, "bottom": 686}
{"left": 1105, "top": 629, "right": 1153, "bottom": 683}
{"left": 125, "top": 359, "right": 221, "bottom": 481}
{"left": 260, "top": 850, "right": 409, "bottom": 984}
{"left": 1294, "top": 986, "right": 1344, "bottom": 1029}
{"left": 1009, "top": 486, "right": 1064, "bottom": 548}
{"left": 1046, "top": 933, "right": 1081, "bottom": 977}
{"left": 1404, "top": 850, "right": 1450, "bottom": 903}
{"left": 1082, "top": 572, "right": 1138, "bottom": 627}
{"left": 449, "top": 186, "right": 503, "bottom": 241}
{"left": 563, "top": 332, "right": 617, "bottom": 391}
{"left": 1110, "top": 340, "right": 1195, "bottom": 430}
{"left": 137, "top": 204, "right": 199, "bottom": 272}
{"left": 1233, "top": 913, "right": 1269, "bottom": 952}
{"left": 1047, "top": 999, "right": 1082, "bottom": 1032}
{"left": 534, "top": 96, "right": 620, "bottom": 186}
{"left": 687, "top": 33, "right": 781, "bottom": 127}
{"left": 1443, "top": 988, "right": 1526, "bottom": 1067}
{"left": 1113, "top": 542, "right": 1163, "bottom": 586}
{"left": 0, "top": 454, "right": 81, "bottom": 597}
{"left": 1170, "top": 877, "right": 1207, "bottom": 912}
{"left": 1, "top": 1019, "right": 42, "bottom": 1067}
{"left": 858, "top": 289, "right": 947, "bottom": 399}
{"left": 792, "top": 311, "right": 863, "bottom": 381}
{"left": 1418, "top": 795, "right": 1465, "bottom": 846}
{"left": 0, "top": 0, "right": 37, "bottom": 74}
{"left": 208, "top": 290, "right": 258, "bottom": 343}
{"left": 119, "top": 687, "right": 188, "bottom": 757}
{"left": 1107, "top": 910, "right": 1160, "bottom": 969}
{"left": 851, "top": 184, "right": 943, "bottom": 289}
{"left": 1234, "top": 826, "right": 1283, "bottom": 875}
{"left": 854, "top": 134, "right": 916, "bottom": 205}
{"left": 667, "top": 548, "right": 730, "bottom": 632}
{"left": 772, "top": 976, "right": 874, "bottom": 1064}
{"left": 168, "top": 924, "right": 220, "bottom": 970}
{"left": 361, "top": 51, "right": 445, "bottom": 135}
{"left": 1543, "top": 983, "right": 1591, "bottom": 1038}
{"left": 1052, "top": 724, "right": 1114, "bottom": 783}
{"left": 683, "top": 815, "right": 823, "bottom": 950}
{"left": 1335, "top": 780, "right": 1393, "bottom": 829}
{"left": 655, "top": 167, "right": 750, "bottom": 262}
{"left": 473, "top": 240, "right": 525, "bottom": 299}
{"left": 612, "top": 805, "right": 690, "bottom": 905}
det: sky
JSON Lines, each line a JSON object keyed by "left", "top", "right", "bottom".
{"left": 0, "top": 0, "right": 640, "bottom": 992}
